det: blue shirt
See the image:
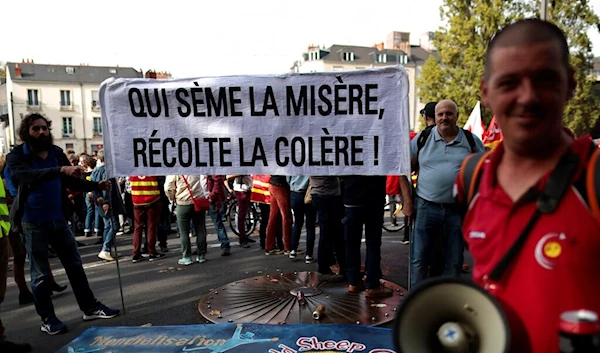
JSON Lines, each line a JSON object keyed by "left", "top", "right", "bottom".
{"left": 3, "top": 166, "right": 17, "bottom": 197}
{"left": 286, "top": 176, "right": 310, "bottom": 192}
{"left": 22, "top": 145, "right": 64, "bottom": 222}
{"left": 410, "top": 126, "right": 484, "bottom": 203}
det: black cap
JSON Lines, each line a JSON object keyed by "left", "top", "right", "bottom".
{"left": 419, "top": 102, "right": 437, "bottom": 119}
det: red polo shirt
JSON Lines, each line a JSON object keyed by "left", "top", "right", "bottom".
{"left": 456, "top": 137, "right": 600, "bottom": 353}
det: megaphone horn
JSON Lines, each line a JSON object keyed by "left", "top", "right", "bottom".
{"left": 392, "top": 277, "right": 510, "bottom": 353}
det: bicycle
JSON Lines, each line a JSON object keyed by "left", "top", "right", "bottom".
{"left": 382, "top": 195, "right": 406, "bottom": 233}
{"left": 227, "top": 201, "right": 260, "bottom": 237}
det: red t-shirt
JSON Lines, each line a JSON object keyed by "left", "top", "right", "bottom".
{"left": 456, "top": 137, "right": 600, "bottom": 353}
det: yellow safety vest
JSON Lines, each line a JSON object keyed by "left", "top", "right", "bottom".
{"left": 0, "top": 176, "right": 11, "bottom": 238}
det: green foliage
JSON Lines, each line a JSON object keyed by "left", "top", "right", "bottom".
{"left": 418, "top": 0, "right": 600, "bottom": 134}
{"left": 549, "top": 0, "right": 600, "bottom": 135}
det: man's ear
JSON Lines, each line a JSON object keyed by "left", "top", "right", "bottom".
{"left": 480, "top": 78, "right": 489, "bottom": 108}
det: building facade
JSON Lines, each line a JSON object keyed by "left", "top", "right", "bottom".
{"left": 4, "top": 61, "right": 143, "bottom": 153}
{"left": 291, "top": 32, "right": 436, "bottom": 131}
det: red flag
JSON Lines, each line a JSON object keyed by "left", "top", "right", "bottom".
{"left": 483, "top": 116, "right": 503, "bottom": 149}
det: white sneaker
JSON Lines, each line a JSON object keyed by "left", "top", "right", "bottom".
{"left": 305, "top": 255, "right": 315, "bottom": 264}
{"left": 289, "top": 250, "right": 296, "bottom": 259}
{"left": 98, "top": 251, "right": 115, "bottom": 262}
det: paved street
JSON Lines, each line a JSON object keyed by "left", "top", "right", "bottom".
{"left": 3, "top": 221, "right": 419, "bottom": 353}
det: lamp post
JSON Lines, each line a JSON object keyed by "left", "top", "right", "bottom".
{"left": 540, "top": 0, "right": 549, "bottom": 21}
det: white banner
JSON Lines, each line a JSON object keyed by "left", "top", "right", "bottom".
{"left": 100, "top": 66, "right": 411, "bottom": 177}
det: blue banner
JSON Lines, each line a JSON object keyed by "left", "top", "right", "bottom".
{"left": 56, "top": 323, "right": 397, "bottom": 353}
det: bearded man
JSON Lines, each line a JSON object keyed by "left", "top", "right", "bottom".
{"left": 6, "top": 113, "right": 119, "bottom": 336}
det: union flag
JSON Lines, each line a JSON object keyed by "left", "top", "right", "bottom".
{"left": 483, "top": 116, "right": 503, "bottom": 150}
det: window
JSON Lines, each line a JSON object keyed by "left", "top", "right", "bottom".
{"left": 60, "top": 90, "right": 71, "bottom": 108}
{"left": 65, "top": 67, "right": 74, "bottom": 74}
{"left": 109, "top": 68, "right": 117, "bottom": 74}
{"left": 27, "top": 89, "right": 40, "bottom": 107}
{"left": 377, "top": 54, "right": 387, "bottom": 63}
{"left": 342, "top": 52, "right": 355, "bottom": 61}
{"left": 65, "top": 143, "right": 74, "bottom": 150}
{"left": 91, "top": 90, "right": 100, "bottom": 110}
{"left": 308, "top": 51, "right": 320, "bottom": 61}
{"left": 62, "top": 117, "right": 73, "bottom": 136}
{"left": 93, "top": 117, "right": 102, "bottom": 136}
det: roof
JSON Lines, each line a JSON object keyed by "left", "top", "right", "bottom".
{"left": 410, "top": 45, "right": 438, "bottom": 64}
{"left": 319, "top": 44, "right": 413, "bottom": 66}
{"left": 6, "top": 62, "right": 142, "bottom": 84}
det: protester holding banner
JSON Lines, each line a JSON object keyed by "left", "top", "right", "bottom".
{"left": 455, "top": 19, "right": 600, "bottom": 353}
{"left": 206, "top": 175, "right": 232, "bottom": 256}
{"left": 7, "top": 113, "right": 119, "bottom": 335}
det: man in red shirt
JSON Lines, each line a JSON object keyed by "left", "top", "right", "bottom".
{"left": 455, "top": 19, "right": 600, "bottom": 353}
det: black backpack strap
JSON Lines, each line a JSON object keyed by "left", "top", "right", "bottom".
{"left": 488, "top": 149, "right": 581, "bottom": 282}
{"left": 414, "top": 125, "right": 435, "bottom": 173}
{"left": 587, "top": 146, "right": 600, "bottom": 223}
{"left": 462, "top": 129, "right": 477, "bottom": 153}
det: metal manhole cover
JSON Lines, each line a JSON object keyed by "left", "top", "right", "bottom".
{"left": 198, "top": 271, "right": 406, "bottom": 326}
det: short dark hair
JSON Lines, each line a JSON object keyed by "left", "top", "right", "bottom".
{"left": 18, "top": 113, "right": 51, "bottom": 142}
{"left": 484, "top": 18, "right": 570, "bottom": 79}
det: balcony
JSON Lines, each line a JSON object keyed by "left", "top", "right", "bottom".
{"left": 27, "top": 103, "right": 42, "bottom": 111}
{"left": 93, "top": 131, "right": 103, "bottom": 137}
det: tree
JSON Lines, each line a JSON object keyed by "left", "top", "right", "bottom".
{"left": 418, "top": 0, "right": 600, "bottom": 134}
{"left": 549, "top": 0, "right": 600, "bottom": 135}
{"left": 417, "top": 0, "right": 534, "bottom": 126}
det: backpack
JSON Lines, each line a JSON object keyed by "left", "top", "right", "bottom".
{"left": 457, "top": 144, "right": 600, "bottom": 223}
{"left": 414, "top": 125, "right": 478, "bottom": 173}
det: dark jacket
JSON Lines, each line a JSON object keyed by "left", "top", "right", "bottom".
{"left": 91, "top": 164, "right": 125, "bottom": 216}
{"left": 7, "top": 144, "right": 101, "bottom": 231}
{"left": 269, "top": 175, "right": 289, "bottom": 188}
{"left": 342, "top": 176, "right": 386, "bottom": 207}
{"left": 207, "top": 175, "right": 226, "bottom": 209}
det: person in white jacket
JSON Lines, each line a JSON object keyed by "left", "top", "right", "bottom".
{"left": 165, "top": 175, "right": 208, "bottom": 265}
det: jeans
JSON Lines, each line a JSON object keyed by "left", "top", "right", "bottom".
{"left": 266, "top": 185, "right": 292, "bottom": 251}
{"left": 208, "top": 202, "right": 230, "bottom": 249}
{"left": 84, "top": 196, "right": 95, "bottom": 232}
{"left": 177, "top": 204, "right": 207, "bottom": 258}
{"left": 100, "top": 208, "right": 119, "bottom": 252}
{"left": 21, "top": 220, "right": 97, "bottom": 320}
{"left": 410, "top": 197, "right": 464, "bottom": 288}
{"left": 234, "top": 191, "right": 251, "bottom": 242}
{"left": 344, "top": 204, "right": 384, "bottom": 289}
{"left": 290, "top": 191, "right": 316, "bottom": 256}
{"left": 312, "top": 194, "right": 346, "bottom": 275}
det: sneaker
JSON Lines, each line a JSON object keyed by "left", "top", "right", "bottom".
{"left": 160, "top": 245, "right": 169, "bottom": 253}
{"left": 239, "top": 242, "right": 250, "bottom": 248}
{"left": 83, "top": 302, "right": 120, "bottom": 321}
{"left": 40, "top": 317, "right": 67, "bottom": 335}
{"left": 289, "top": 250, "right": 296, "bottom": 259}
{"left": 178, "top": 257, "right": 193, "bottom": 266}
{"left": 148, "top": 253, "right": 166, "bottom": 261}
{"left": 401, "top": 236, "right": 409, "bottom": 245}
{"left": 365, "top": 284, "right": 393, "bottom": 298}
{"left": 221, "top": 248, "right": 231, "bottom": 256}
{"left": 283, "top": 250, "right": 291, "bottom": 256}
{"left": 305, "top": 255, "right": 315, "bottom": 264}
{"left": 98, "top": 250, "right": 115, "bottom": 262}
{"left": 132, "top": 254, "right": 145, "bottom": 263}
{"left": 196, "top": 255, "right": 207, "bottom": 264}
{"left": 0, "top": 340, "right": 32, "bottom": 353}
{"left": 348, "top": 282, "right": 366, "bottom": 293}
{"left": 265, "top": 249, "right": 283, "bottom": 256}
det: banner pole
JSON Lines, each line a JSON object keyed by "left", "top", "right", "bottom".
{"left": 113, "top": 238, "right": 126, "bottom": 315}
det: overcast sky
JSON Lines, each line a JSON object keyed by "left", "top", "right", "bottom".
{"left": 3, "top": 0, "right": 600, "bottom": 78}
